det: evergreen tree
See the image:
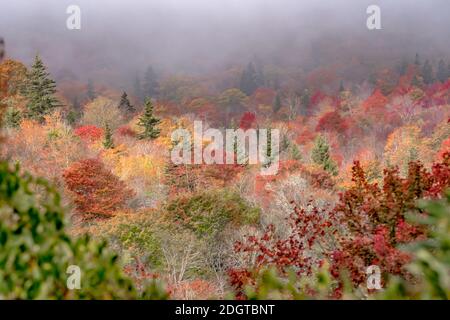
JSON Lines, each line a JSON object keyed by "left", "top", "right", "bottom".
{"left": 290, "top": 143, "right": 302, "bottom": 161}
{"left": 273, "top": 92, "right": 282, "bottom": 113}
{"left": 133, "top": 74, "right": 143, "bottom": 103}
{"left": 24, "top": 55, "right": 61, "bottom": 122}
{"left": 138, "top": 98, "right": 160, "bottom": 140}
{"left": 118, "top": 91, "right": 136, "bottom": 115}
{"left": 103, "top": 122, "right": 114, "bottom": 149}
{"left": 5, "top": 107, "right": 22, "bottom": 128}
{"left": 437, "top": 59, "right": 448, "bottom": 83}
{"left": 143, "top": 66, "right": 158, "bottom": 98}
{"left": 311, "top": 135, "right": 338, "bottom": 176}
{"left": 339, "top": 80, "right": 345, "bottom": 92}
{"left": 254, "top": 57, "right": 265, "bottom": 88}
{"left": 86, "top": 78, "right": 96, "bottom": 100}
{"left": 422, "top": 60, "right": 434, "bottom": 85}
{"left": 239, "top": 62, "right": 258, "bottom": 96}
{"left": 414, "top": 53, "right": 421, "bottom": 66}
{"left": 397, "top": 57, "right": 409, "bottom": 75}
{"left": 300, "top": 89, "right": 311, "bottom": 116}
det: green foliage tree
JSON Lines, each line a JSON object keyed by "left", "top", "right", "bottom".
{"left": 103, "top": 122, "right": 114, "bottom": 149}
{"left": 118, "top": 91, "right": 136, "bottom": 115}
{"left": 4, "top": 107, "right": 21, "bottom": 128}
{"left": 239, "top": 62, "right": 258, "bottom": 96}
{"left": 0, "top": 162, "right": 167, "bottom": 299}
{"left": 24, "top": 55, "right": 60, "bottom": 122}
{"left": 421, "top": 60, "right": 434, "bottom": 85}
{"left": 138, "top": 98, "right": 160, "bottom": 140}
{"left": 311, "top": 135, "right": 338, "bottom": 176}
{"left": 300, "top": 88, "right": 311, "bottom": 116}
{"left": 414, "top": 53, "right": 421, "bottom": 66}
{"left": 133, "top": 74, "right": 143, "bottom": 103}
{"left": 86, "top": 79, "right": 96, "bottom": 101}
{"left": 165, "top": 189, "right": 260, "bottom": 238}
{"left": 272, "top": 92, "right": 282, "bottom": 113}
{"left": 379, "top": 190, "right": 450, "bottom": 299}
{"left": 143, "top": 66, "right": 158, "bottom": 98}
{"left": 437, "top": 59, "right": 448, "bottom": 83}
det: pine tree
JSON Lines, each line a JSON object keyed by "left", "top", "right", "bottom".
{"left": 422, "top": 60, "right": 434, "bottom": 85}
{"left": 5, "top": 107, "right": 22, "bottom": 128}
{"left": 414, "top": 53, "right": 421, "bottom": 66}
{"left": 118, "top": 91, "right": 135, "bottom": 115}
{"left": 311, "top": 135, "right": 338, "bottom": 176}
{"left": 87, "top": 79, "right": 96, "bottom": 100}
{"left": 239, "top": 62, "right": 258, "bottom": 96}
{"left": 143, "top": 66, "right": 158, "bottom": 98}
{"left": 273, "top": 92, "right": 282, "bottom": 113}
{"left": 133, "top": 74, "right": 143, "bottom": 103}
{"left": 437, "top": 59, "right": 448, "bottom": 83}
{"left": 138, "top": 98, "right": 160, "bottom": 140}
{"left": 339, "top": 80, "right": 345, "bottom": 92}
{"left": 103, "top": 122, "right": 114, "bottom": 149}
{"left": 300, "top": 89, "right": 311, "bottom": 116}
{"left": 24, "top": 55, "right": 61, "bottom": 122}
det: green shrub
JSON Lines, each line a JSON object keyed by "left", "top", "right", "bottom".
{"left": 164, "top": 189, "right": 260, "bottom": 238}
{"left": 0, "top": 161, "right": 167, "bottom": 299}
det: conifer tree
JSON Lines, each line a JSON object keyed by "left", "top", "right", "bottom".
{"left": 239, "top": 63, "right": 258, "bottom": 96}
{"left": 87, "top": 79, "right": 96, "bottom": 100}
{"left": 138, "top": 98, "right": 160, "bottom": 140}
{"left": 422, "top": 60, "right": 434, "bottom": 85}
{"left": 311, "top": 135, "right": 338, "bottom": 176}
{"left": 273, "top": 92, "right": 282, "bottom": 113}
{"left": 24, "top": 55, "right": 61, "bottom": 122}
{"left": 118, "top": 91, "right": 136, "bottom": 115}
{"left": 437, "top": 59, "right": 448, "bottom": 83}
{"left": 133, "top": 74, "right": 143, "bottom": 103}
{"left": 414, "top": 53, "right": 421, "bottom": 66}
{"left": 103, "top": 122, "right": 114, "bottom": 149}
{"left": 339, "top": 80, "right": 345, "bottom": 92}
{"left": 143, "top": 66, "right": 158, "bottom": 98}
{"left": 5, "top": 107, "right": 22, "bottom": 128}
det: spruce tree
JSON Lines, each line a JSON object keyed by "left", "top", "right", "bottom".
{"left": 25, "top": 55, "right": 61, "bottom": 122}
{"left": 273, "top": 92, "right": 282, "bottom": 113}
{"left": 414, "top": 53, "right": 421, "bottom": 66}
{"left": 311, "top": 135, "right": 338, "bottom": 176}
{"left": 300, "top": 89, "right": 311, "bottom": 116}
{"left": 239, "top": 62, "right": 258, "bottom": 96}
{"left": 103, "top": 122, "right": 114, "bottom": 149}
{"left": 422, "top": 60, "right": 434, "bottom": 85}
{"left": 118, "top": 91, "right": 136, "bottom": 115}
{"left": 5, "top": 107, "right": 22, "bottom": 128}
{"left": 133, "top": 75, "right": 143, "bottom": 103}
{"left": 143, "top": 66, "right": 158, "bottom": 98}
{"left": 138, "top": 98, "right": 160, "bottom": 140}
{"left": 437, "top": 59, "right": 448, "bottom": 83}
{"left": 87, "top": 79, "right": 96, "bottom": 100}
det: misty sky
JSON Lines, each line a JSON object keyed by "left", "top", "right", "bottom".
{"left": 1, "top": 0, "right": 449, "bottom": 86}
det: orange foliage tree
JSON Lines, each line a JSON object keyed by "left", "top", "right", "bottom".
{"left": 63, "top": 158, "right": 134, "bottom": 220}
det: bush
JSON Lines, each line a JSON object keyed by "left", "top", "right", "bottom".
{"left": 164, "top": 189, "right": 260, "bottom": 238}
{"left": 0, "top": 161, "right": 167, "bottom": 299}
{"left": 63, "top": 158, "right": 134, "bottom": 221}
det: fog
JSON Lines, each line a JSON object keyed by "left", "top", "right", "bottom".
{"left": 1, "top": 0, "right": 449, "bottom": 86}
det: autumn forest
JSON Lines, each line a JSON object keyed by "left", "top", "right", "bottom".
{"left": 0, "top": 0, "right": 449, "bottom": 301}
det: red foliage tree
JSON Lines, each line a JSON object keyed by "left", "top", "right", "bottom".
{"left": 74, "top": 125, "right": 104, "bottom": 143}
{"left": 362, "top": 89, "right": 388, "bottom": 112}
{"left": 63, "top": 159, "right": 134, "bottom": 220}
{"left": 229, "top": 153, "right": 450, "bottom": 298}
{"left": 316, "top": 111, "right": 350, "bottom": 136}
{"left": 239, "top": 112, "right": 256, "bottom": 130}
